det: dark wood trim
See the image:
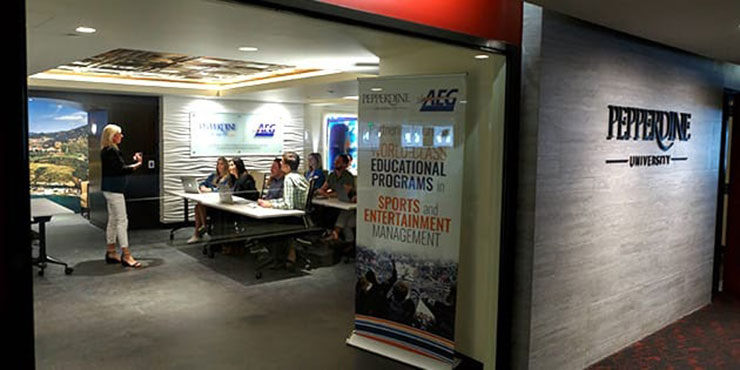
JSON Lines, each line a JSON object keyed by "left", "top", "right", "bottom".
{"left": 2, "top": 0, "right": 35, "bottom": 366}
{"left": 495, "top": 45, "right": 521, "bottom": 370}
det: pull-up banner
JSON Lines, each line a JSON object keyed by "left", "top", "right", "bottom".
{"left": 347, "top": 74, "right": 465, "bottom": 369}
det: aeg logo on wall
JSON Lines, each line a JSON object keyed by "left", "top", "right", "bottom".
{"left": 198, "top": 122, "right": 237, "bottom": 137}
{"left": 419, "top": 89, "right": 459, "bottom": 112}
{"left": 605, "top": 105, "right": 692, "bottom": 167}
{"left": 254, "top": 123, "right": 276, "bottom": 137}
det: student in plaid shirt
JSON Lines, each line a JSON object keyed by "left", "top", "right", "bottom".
{"left": 258, "top": 151, "right": 308, "bottom": 210}
{"left": 258, "top": 151, "right": 309, "bottom": 270}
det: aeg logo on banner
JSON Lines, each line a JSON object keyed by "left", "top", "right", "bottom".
{"left": 255, "top": 123, "right": 276, "bottom": 137}
{"left": 419, "top": 89, "right": 459, "bottom": 112}
{"left": 199, "top": 122, "right": 237, "bottom": 137}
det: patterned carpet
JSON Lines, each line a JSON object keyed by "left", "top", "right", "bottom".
{"left": 589, "top": 294, "right": 740, "bottom": 369}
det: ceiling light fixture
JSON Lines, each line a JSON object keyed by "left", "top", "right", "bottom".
{"left": 75, "top": 26, "right": 97, "bottom": 34}
{"left": 370, "top": 87, "right": 383, "bottom": 92}
{"left": 343, "top": 96, "right": 359, "bottom": 100}
{"left": 474, "top": 54, "right": 489, "bottom": 60}
{"left": 238, "top": 46, "right": 259, "bottom": 52}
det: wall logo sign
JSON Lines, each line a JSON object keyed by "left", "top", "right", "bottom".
{"left": 199, "top": 122, "right": 237, "bottom": 137}
{"left": 419, "top": 88, "right": 458, "bottom": 112}
{"left": 605, "top": 105, "right": 691, "bottom": 167}
{"left": 254, "top": 123, "right": 276, "bottom": 137}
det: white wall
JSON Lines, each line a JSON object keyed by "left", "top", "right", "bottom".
{"left": 160, "top": 96, "right": 305, "bottom": 223}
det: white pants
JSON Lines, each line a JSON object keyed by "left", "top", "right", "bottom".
{"left": 103, "top": 191, "right": 129, "bottom": 248}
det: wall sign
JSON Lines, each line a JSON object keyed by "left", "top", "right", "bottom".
{"left": 189, "top": 111, "right": 284, "bottom": 156}
{"left": 605, "top": 105, "right": 691, "bottom": 167}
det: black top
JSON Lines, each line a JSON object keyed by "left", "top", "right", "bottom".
{"left": 232, "top": 173, "right": 258, "bottom": 201}
{"left": 101, "top": 146, "right": 135, "bottom": 193}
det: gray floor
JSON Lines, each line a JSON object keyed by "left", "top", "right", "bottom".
{"left": 33, "top": 214, "right": 412, "bottom": 370}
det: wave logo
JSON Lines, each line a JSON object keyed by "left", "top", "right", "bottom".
{"left": 255, "top": 123, "right": 276, "bottom": 137}
{"left": 199, "top": 122, "right": 236, "bottom": 137}
{"left": 419, "top": 88, "right": 458, "bottom": 112}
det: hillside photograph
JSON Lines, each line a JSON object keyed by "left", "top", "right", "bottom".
{"left": 28, "top": 97, "right": 89, "bottom": 212}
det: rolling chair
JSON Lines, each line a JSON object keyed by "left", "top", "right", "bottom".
{"left": 252, "top": 176, "right": 323, "bottom": 279}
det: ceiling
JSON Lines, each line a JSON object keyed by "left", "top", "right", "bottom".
{"left": 28, "top": 0, "right": 737, "bottom": 102}
{"left": 530, "top": 0, "right": 740, "bottom": 65}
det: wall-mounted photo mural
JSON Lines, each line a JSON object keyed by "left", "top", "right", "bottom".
{"left": 28, "top": 97, "right": 89, "bottom": 211}
{"left": 325, "top": 114, "right": 357, "bottom": 173}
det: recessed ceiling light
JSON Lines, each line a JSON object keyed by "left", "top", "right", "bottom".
{"left": 370, "top": 87, "right": 383, "bottom": 92}
{"left": 343, "top": 96, "right": 359, "bottom": 100}
{"left": 75, "top": 26, "right": 96, "bottom": 34}
{"left": 238, "top": 46, "right": 259, "bottom": 52}
{"left": 474, "top": 54, "right": 489, "bottom": 60}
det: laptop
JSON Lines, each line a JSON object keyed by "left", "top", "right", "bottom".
{"left": 181, "top": 176, "right": 201, "bottom": 194}
{"left": 218, "top": 185, "right": 252, "bottom": 205}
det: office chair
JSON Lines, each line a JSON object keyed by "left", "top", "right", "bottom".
{"left": 252, "top": 176, "right": 321, "bottom": 278}
{"left": 292, "top": 176, "right": 321, "bottom": 270}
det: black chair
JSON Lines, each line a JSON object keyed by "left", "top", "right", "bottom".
{"left": 260, "top": 173, "right": 271, "bottom": 199}
{"left": 252, "top": 176, "right": 323, "bottom": 278}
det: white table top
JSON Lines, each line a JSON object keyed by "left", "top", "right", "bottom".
{"left": 31, "top": 198, "right": 74, "bottom": 219}
{"left": 168, "top": 191, "right": 305, "bottom": 219}
{"left": 312, "top": 197, "right": 357, "bottom": 211}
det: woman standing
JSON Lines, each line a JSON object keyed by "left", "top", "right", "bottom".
{"left": 188, "top": 157, "right": 231, "bottom": 244}
{"left": 100, "top": 124, "right": 143, "bottom": 268}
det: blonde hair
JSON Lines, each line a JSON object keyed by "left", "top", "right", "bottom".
{"left": 100, "top": 124, "right": 122, "bottom": 149}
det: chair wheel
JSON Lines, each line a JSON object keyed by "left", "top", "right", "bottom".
{"left": 65, "top": 267, "right": 74, "bottom": 275}
{"left": 207, "top": 247, "right": 215, "bottom": 259}
{"left": 38, "top": 269, "right": 44, "bottom": 276}
{"left": 202, "top": 246, "right": 208, "bottom": 255}
{"left": 255, "top": 271, "right": 262, "bottom": 279}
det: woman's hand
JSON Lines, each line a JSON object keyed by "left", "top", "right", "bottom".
{"left": 133, "top": 152, "right": 143, "bottom": 163}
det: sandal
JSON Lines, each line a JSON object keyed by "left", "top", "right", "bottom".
{"left": 121, "top": 255, "right": 142, "bottom": 268}
{"left": 105, "top": 251, "right": 121, "bottom": 264}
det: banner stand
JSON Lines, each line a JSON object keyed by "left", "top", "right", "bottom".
{"left": 347, "top": 332, "right": 458, "bottom": 370}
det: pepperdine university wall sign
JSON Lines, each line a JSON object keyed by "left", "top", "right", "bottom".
{"left": 605, "top": 105, "right": 691, "bottom": 167}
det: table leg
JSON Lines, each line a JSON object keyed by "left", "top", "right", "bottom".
{"left": 169, "top": 197, "right": 193, "bottom": 241}
{"left": 32, "top": 217, "right": 72, "bottom": 275}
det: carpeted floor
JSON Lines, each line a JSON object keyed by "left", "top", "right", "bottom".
{"left": 32, "top": 214, "right": 413, "bottom": 370}
{"left": 588, "top": 294, "right": 740, "bottom": 369}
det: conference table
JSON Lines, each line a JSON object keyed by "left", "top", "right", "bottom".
{"left": 167, "top": 191, "right": 305, "bottom": 240}
{"left": 168, "top": 190, "right": 320, "bottom": 277}
{"left": 31, "top": 198, "right": 74, "bottom": 276}
{"left": 312, "top": 196, "right": 357, "bottom": 211}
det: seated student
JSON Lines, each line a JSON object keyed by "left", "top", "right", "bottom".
{"left": 304, "top": 152, "right": 326, "bottom": 190}
{"left": 331, "top": 182, "right": 357, "bottom": 243}
{"left": 258, "top": 151, "right": 309, "bottom": 270}
{"left": 318, "top": 154, "right": 356, "bottom": 242}
{"left": 317, "top": 154, "right": 354, "bottom": 197}
{"left": 189, "top": 157, "right": 232, "bottom": 244}
{"left": 229, "top": 157, "right": 258, "bottom": 201}
{"left": 263, "top": 157, "right": 285, "bottom": 200}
